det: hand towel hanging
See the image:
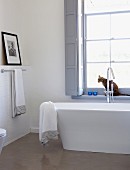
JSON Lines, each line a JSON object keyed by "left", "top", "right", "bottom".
{"left": 11, "top": 69, "right": 26, "bottom": 118}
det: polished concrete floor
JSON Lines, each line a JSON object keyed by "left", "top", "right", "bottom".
{"left": 0, "top": 133, "right": 130, "bottom": 170}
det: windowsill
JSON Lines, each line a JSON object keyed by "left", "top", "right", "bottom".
{"left": 72, "top": 95, "right": 130, "bottom": 103}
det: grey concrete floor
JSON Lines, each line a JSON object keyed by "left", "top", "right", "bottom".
{"left": 0, "top": 133, "right": 130, "bottom": 170}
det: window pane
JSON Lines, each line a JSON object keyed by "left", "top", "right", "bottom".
{"left": 86, "top": 15, "right": 110, "bottom": 40}
{"left": 87, "top": 63, "right": 110, "bottom": 88}
{"left": 85, "top": 2, "right": 130, "bottom": 90}
{"left": 111, "top": 13, "right": 130, "bottom": 38}
{"left": 111, "top": 63, "right": 130, "bottom": 88}
{"left": 111, "top": 40, "right": 130, "bottom": 62}
{"left": 85, "top": 0, "right": 130, "bottom": 14}
{"left": 87, "top": 41, "right": 110, "bottom": 62}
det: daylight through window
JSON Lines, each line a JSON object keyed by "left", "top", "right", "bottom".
{"left": 84, "top": 0, "right": 130, "bottom": 89}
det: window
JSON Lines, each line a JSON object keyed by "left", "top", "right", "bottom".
{"left": 65, "top": 0, "right": 130, "bottom": 96}
{"left": 84, "top": 0, "right": 130, "bottom": 93}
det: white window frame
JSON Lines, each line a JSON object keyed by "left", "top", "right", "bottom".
{"left": 83, "top": 10, "right": 130, "bottom": 96}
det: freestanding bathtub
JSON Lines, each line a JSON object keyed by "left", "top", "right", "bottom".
{"left": 55, "top": 103, "right": 130, "bottom": 154}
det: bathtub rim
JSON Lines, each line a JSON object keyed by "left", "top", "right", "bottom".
{"left": 55, "top": 102, "right": 130, "bottom": 112}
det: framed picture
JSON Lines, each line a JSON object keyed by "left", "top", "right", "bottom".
{"left": 1, "top": 32, "right": 22, "bottom": 65}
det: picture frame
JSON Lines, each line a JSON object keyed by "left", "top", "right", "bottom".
{"left": 1, "top": 32, "right": 22, "bottom": 65}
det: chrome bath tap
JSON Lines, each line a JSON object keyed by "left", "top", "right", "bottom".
{"left": 106, "top": 67, "right": 115, "bottom": 103}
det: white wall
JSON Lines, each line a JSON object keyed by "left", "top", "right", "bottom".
{"left": 0, "top": 0, "right": 72, "bottom": 143}
{"left": 22, "top": 0, "right": 72, "bottom": 131}
{"left": 0, "top": 0, "right": 30, "bottom": 144}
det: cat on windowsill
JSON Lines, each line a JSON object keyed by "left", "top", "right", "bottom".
{"left": 98, "top": 75, "right": 130, "bottom": 96}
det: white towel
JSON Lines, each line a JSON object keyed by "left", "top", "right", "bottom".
{"left": 39, "top": 101, "right": 58, "bottom": 144}
{"left": 11, "top": 69, "right": 26, "bottom": 118}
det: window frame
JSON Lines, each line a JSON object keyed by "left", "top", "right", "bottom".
{"left": 64, "top": 0, "right": 130, "bottom": 98}
{"left": 83, "top": 9, "right": 130, "bottom": 96}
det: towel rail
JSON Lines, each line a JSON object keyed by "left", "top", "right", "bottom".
{"left": 1, "top": 69, "right": 26, "bottom": 73}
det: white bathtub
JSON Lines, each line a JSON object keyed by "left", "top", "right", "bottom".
{"left": 55, "top": 103, "right": 130, "bottom": 154}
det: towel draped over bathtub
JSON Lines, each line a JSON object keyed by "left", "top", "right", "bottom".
{"left": 39, "top": 101, "right": 58, "bottom": 144}
{"left": 11, "top": 69, "right": 26, "bottom": 118}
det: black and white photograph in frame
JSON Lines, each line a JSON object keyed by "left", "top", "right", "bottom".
{"left": 1, "top": 32, "right": 22, "bottom": 65}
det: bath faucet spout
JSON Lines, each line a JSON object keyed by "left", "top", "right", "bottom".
{"left": 106, "top": 67, "right": 115, "bottom": 103}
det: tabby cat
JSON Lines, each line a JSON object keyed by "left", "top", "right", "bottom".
{"left": 98, "top": 75, "right": 130, "bottom": 96}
